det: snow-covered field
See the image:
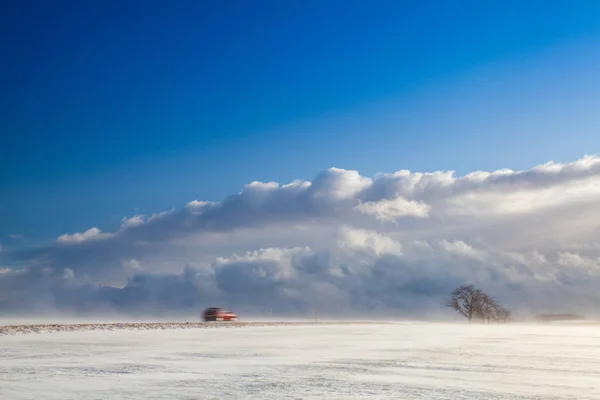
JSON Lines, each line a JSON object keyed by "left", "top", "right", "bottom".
{"left": 1, "top": 322, "right": 599, "bottom": 400}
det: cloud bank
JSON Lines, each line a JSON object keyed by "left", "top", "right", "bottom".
{"left": 2, "top": 156, "right": 600, "bottom": 319}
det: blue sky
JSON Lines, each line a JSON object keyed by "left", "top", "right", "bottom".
{"left": 3, "top": 0, "right": 600, "bottom": 246}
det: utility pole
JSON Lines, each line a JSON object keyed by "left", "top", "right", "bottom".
{"left": 314, "top": 309, "right": 318, "bottom": 324}
{"left": 269, "top": 308, "right": 272, "bottom": 321}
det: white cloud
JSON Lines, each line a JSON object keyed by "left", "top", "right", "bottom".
{"left": 122, "top": 259, "right": 143, "bottom": 276}
{"left": 339, "top": 226, "right": 403, "bottom": 257}
{"left": 310, "top": 167, "right": 371, "bottom": 201}
{"left": 557, "top": 252, "right": 599, "bottom": 271}
{"left": 119, "top": 215, "right": 146, "bottom": 229}
{"left": 356, "top": 197, "right": 430, "bottom": 221}
{"left": 2, "top": 155, "right": 600, "bottom": 317}
{"left": 56, "top": 227, "right": 113, "bottom": 244}
{"left": 440, "top": 240, "right": 487, "bottom": 261}
{"left": 185, "top": 200, "right": 214, "bottom": 211}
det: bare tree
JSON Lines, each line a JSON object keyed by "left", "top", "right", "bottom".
{"left": 447, "top": 285, "right": 511, "bottom": 324}
{"left": 498, "top": 307, "right": 511, "bottom": 323}
{"left": 491, "top": 302, "right": 502, "bottom": 323}
{"left": 485, "top": 301, "right": 511, "bottom": 324}
{"left": 446, "top": 284, "right": 482, "bottom": 323}
{"left": 475, "top": 293, "right": 497, "bottom": 324}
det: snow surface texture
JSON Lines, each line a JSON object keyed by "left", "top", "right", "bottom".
{"left": 1, "top": 322, "right": 599, "bottom": 400}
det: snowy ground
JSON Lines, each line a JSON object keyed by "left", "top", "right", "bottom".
{"left": 1, "top": 322, "right": 599, "bottom": 400}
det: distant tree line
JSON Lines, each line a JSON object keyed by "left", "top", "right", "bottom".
{"left": 446, "top": 284, "right": 510, "bottom": 323}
